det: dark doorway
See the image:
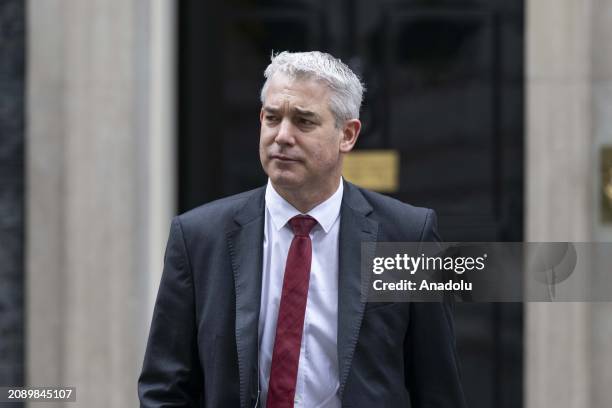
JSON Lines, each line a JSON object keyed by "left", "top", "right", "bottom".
{"left": 179, "top": 1, "right": 524, "bottom": 407}
{"left": 0, "top": 1, "right": 25, "bottom": 405}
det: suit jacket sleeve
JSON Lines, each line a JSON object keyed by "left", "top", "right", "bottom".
{"left": 404, "top": 210, "right": 468, "bottom": 407}
{"left": 138, "top": 217, "right": 203, "bottom": 407}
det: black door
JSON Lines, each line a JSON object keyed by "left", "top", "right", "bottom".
{"left": 179, "top": 1, "right": 524, "bottom": 407}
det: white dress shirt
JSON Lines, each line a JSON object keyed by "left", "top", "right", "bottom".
{"left": 258, "top": 178, "right": 343, "bottom": 408}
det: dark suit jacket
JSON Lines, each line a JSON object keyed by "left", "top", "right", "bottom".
{"left": 139, "top": 181, "right": 467, "bottom": 408}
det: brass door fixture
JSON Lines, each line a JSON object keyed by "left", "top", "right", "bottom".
{"left": 602, "top": 146, "right": 612, "bottom": 222}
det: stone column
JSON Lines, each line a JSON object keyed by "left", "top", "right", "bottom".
{"left": 526, "top": 0, "right": 612, "bottom": 407}
{"left": 590, "top": 1, "right": 612, "bottom": 407}
{"left": 26, "top": 1, "right": 175, "bottom": 407}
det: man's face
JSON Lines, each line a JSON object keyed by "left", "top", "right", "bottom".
{"left": 259, "top": 73, "right": 345, "bottom": 193}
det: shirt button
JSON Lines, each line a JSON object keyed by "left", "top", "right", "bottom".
{"left": 294, "top": 395, "right": 301, "bottom": 405}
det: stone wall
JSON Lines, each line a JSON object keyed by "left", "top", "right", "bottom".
{"left": 526, "top": 0, "right": 612, "bottom": 407}
{"left": 26, "top": 1, "right": 175, "bottom": 406}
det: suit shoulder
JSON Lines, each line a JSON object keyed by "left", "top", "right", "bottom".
{"left": 176, "top": 186, "right": 264, "bottom": 229}
{"left": 357, "top": 186, "right": 432, "bottom": 219}
{"left": 351, "top": 184, "right": 437, "bottom": 241}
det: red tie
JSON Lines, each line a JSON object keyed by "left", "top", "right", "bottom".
{"left": 267, "top": 215, "right": 318, "bottom": 408}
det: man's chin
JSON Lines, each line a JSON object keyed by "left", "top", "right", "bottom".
{"left": 268, "top": 173, "right": 304, "bottom": 191}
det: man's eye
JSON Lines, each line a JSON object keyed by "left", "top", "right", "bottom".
{"left": 299, "top": 118, "right": 314, "bottom": 126}
{"left": 265, "top": 115, "right": 279, "bottom": 122}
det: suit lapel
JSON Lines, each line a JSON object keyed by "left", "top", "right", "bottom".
{"left": 337, "top": 182, "right": 379, "bottom": 398}
{"left": 225, "top": 183, "right": 378, "bottom": 405}
{"left": 226, "top": 188, "right": 266, "bottom": 408}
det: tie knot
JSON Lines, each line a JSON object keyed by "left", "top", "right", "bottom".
{"left": 289, "top": 215, "right": 317, "bottom": 237}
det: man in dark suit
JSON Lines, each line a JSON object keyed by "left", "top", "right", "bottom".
{"left": 139, "top": 51, "right": 466, "bottom": 408}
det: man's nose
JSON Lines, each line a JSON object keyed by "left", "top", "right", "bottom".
{"left": 274, "top": 119, "right": 296, "bottom": 145}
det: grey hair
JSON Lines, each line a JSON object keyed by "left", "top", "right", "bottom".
{"left": 260, "top": 51, "right": 365, "bottom": 127}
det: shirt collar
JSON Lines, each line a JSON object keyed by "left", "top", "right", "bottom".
{"left": 265, "top": 178, "right": 344, "bottom": 234}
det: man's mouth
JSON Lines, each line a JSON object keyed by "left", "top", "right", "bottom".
{"left": 270, "top": 154, "right": 299, "bottom": 162}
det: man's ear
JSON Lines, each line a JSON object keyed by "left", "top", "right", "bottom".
{"left": 260, "top": 108, "right": 265, "bottom": 123}
{"left": 339, "top": 119, "right": 361, "bottom": 153}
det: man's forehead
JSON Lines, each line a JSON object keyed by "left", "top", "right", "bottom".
{"left": 262, "top": 73, "right": 334, "bottom": 117}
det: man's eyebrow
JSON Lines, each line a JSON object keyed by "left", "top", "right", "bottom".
{"left": 294, "top": 107, "right": 320, "bottom": 119}
{"left": 263, "top": 106, "right": 321, "bottom": 120}
{"left": 262, "top": 106, "right": 280, "bottom": 114}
